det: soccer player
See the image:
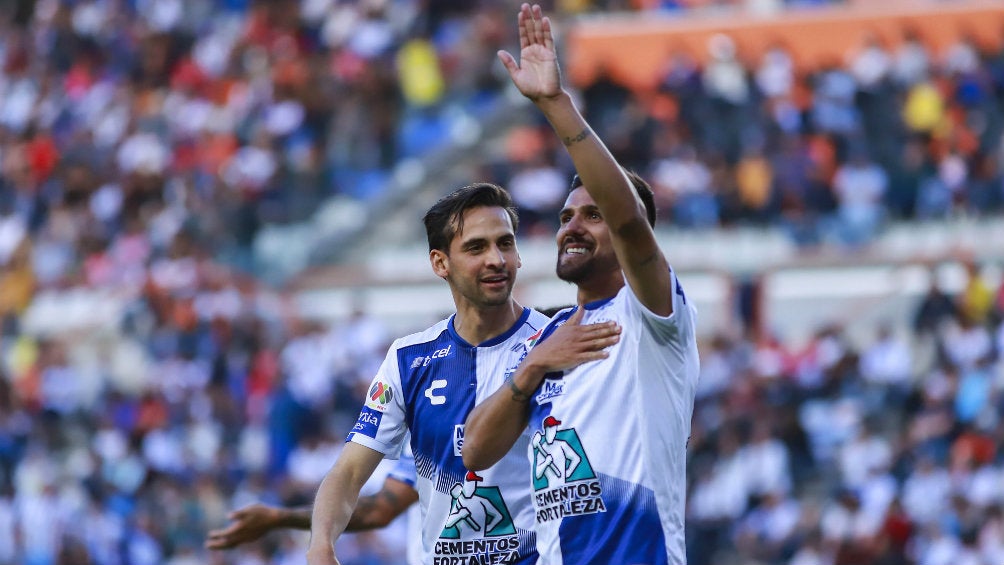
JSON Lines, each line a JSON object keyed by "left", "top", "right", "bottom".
{"left": 462, "top": 5, "right": 701, "bottom": 565}
{"left": 306, "top": 183, "right": 619, "bottom": 565}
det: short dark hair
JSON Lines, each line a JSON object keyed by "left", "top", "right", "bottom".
{"left": 423, "top": 183, "right": 519, "bottom": 252}
{"left": 570, "top": 170, "right": 657, "bottom": 227}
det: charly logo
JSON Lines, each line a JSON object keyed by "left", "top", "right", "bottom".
{"left": 530, "top": 415, "right": 605, "bottom": 523}
{"left": 434, "top": 471, "right": 521, "bottom": 564}
{"left": 425, "top": 379, "right": 447, "bottom": 405}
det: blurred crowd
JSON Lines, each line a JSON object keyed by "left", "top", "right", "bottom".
{"left": 686, "top": 260, "right": 1004, "bottom": 565}
{"left": 1, "top": 0, "right": 1004, "bottom": 564}
{"left": 495, "top": 25, "right": 1004, "bottom": 246}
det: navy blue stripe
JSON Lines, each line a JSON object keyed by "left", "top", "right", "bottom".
{"left": 558, "top": 473, "right": 668, "bottom": 565}
{"left": 448, "top": 307, "right": 534, "bottom": 347}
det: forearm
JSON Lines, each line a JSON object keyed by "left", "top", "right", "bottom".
{"left": 463, "top": 365, "right": 545, "bottom": 470}
{"left": 309, "top": 471, "right": 359, "bottom": 552}
{"left": 346, "top": 480, "right": 416, "bottom": 531}
{"left": 535, "top": 92, "right": 639, "bottom": 225}
{"left": 276, "top": 506, "right": 313, "bottom": 530}
{"left": 308, "top": 444, "right": 382, "bottom": 554}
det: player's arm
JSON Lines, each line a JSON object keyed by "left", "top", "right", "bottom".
{"left": 500, "top": 3, "right": 673, "bottom": 315}
{"left": 349, "top": 476, "right": 419, "bottom": 530}
{"left": 306, "top": 442, "right": 384, "bottom": 565}
{"left": 206, "top": 475, "right": 417, "bottom": 551}
{"left": 206, "top": 504, "right": 312, "bottom": 549}
{"left": 463, "top": 308, "right": 619, "bottom": 470}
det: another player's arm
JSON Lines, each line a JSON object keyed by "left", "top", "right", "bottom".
{"left": 306, "top": 443, "right": 384, "bottom": 565}
{"left": 206, "top": 476, "right": 417, "bottom": 551}
{"left": 500, "top": 3, "right": 672, "bottom": 315}
{"left": 349, "top": 476, "right": 418, "bottom": 530}
{"left": 463, "top": 308, "right": 619, "bottom": 470}
{"left": 206, "top": 504, "right": 311, "bottom": 549}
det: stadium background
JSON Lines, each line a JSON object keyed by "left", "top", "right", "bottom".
{"left": 1, "top": 0, "right": 1003, "bottom": 563}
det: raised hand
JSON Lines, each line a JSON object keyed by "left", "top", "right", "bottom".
{"left": 498, "top": 3, "right": 562, "bottom": 102}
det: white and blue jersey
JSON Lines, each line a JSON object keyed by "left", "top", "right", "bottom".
{"left": 526, "top": 271, "right": 699, "bottom": 564}
{"left": 347, "top": 307, "right": 548, "bottom": 565}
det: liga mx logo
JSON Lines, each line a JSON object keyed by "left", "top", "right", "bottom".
{"left": 366, "top": 381, "right": 393, "bottom": 411}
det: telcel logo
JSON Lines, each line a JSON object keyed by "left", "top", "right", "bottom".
{"left": 412, "top": 344, "right": 453, "bottom": 368}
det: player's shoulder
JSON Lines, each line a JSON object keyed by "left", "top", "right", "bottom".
{"left": 526, "top": 308, "right": 551, "bottom": 329}
{"left": 389, "top": 316, "right": 452, "bottom": 351}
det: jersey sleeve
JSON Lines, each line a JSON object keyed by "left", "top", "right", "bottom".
{"left": 345, "top": 342, "right": 409, "bottom": 459}
{"left": 626, "top": 267, "right": 697, "bottom": 342}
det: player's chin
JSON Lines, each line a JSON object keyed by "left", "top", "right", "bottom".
{"left": 556, "top": 259, "right": 589, "bottom": 283}
{"left": 479, "top": 286, "right": 513, "bottom": 306}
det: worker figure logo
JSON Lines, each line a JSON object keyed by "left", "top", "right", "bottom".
{"left": 440, "top": 471, "right": 517, "bottom": 539}
{"left": 530, "top": 416, "right": 606, "bottom": 523}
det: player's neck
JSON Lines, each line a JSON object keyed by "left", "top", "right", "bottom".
{"left": 453, "top": 299, "right": 524, "bottom": 346}
{"left": 575, "top": 271, "right": 625, "bottom": 305}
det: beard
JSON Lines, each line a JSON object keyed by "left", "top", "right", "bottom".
{"left": 556, "top": 254, "right": 591, "bottom": 284}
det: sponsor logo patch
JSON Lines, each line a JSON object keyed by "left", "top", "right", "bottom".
{"left": 349, "top": 407, "right": 383, "bottom": 439}
{"left": 535, "top": 378, "right": 565, "bottom": 404}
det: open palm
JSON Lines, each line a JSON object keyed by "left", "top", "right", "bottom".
{"left": 498, "top": 4, "right": 562, "bottom": 101}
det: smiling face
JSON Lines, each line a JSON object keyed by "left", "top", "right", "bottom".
{"left": 432, "top": 205, "right": 520, "bottom": 310}
{"left": 555, "top": 187, "right": 620, "bottom": 285}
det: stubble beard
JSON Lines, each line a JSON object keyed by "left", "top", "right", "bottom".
{"left": 556, "top": 255, "right": 590, "bottom": 284}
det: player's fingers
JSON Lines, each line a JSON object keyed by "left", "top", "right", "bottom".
{"left": 575, "top": 321, "right": 619, "bottom": 338}
{"left": 523, "top": 4, "right": 538, "bottom": 47}
{"left": 205, "top": 531, "right": 233, "bottom": 549}
{"left": 517, "top": 7, "right": 529, "bottom": 50}
{"left": 497, "top": 51, "right": 518, "bottom": 76}
{"left": 594, "top": 335, "right": 621, "bottom": 348}
{"left": 542, "top": 16, "right": 554, "bottom": 52}
{"left": 586, "top": 320, "right": 620, "bottom": 332}
{"left": 567, "top": 305, "right": 585, "bottom": 325}
{"left": 531, "top": 4, "right": 545, "bottom": 46}
{"left": 579, "top": 350, "right": 609, "bottom": 362}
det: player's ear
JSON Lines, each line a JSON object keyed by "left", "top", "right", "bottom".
{"left": 430, "top": 249, "right": 449, "bottom": 279}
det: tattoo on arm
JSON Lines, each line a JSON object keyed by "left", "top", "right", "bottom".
{"left": 508, "top": 376, "right": 532, "bottom": 403}
{"left": 562, "top": 128, "right": 591, "bottom": 147}
{"left": 347, "top": 486, "right": 407, "bottom": 531}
